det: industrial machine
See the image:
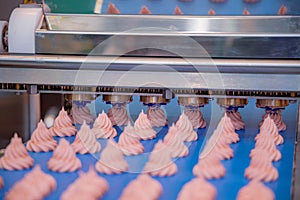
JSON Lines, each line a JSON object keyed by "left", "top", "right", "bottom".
{"left": 0, "top": 1, "right": 299, "bottom": 199}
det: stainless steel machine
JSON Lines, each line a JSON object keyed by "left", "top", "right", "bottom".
{"left": 0, "top": 3, "right": 300, "bottom": 199}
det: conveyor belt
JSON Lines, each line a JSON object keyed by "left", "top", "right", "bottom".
{"left": 45, "top": 0, "right": 300, "bottom": 15}
{"left": 0, "top": 98, "right": 297, "bottom": 199}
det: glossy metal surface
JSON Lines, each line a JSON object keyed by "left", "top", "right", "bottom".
{"left": 35, "top": 14, "right": 300, "bottom": 58}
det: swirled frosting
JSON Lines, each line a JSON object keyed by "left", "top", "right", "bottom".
{"left": 71, "top": 121, "right": 101, "bottom": 154}
{"left": 61, "top": 167, "right": 109, "bottom": 200}
{"left": 164, "top": 124, "right": 188, "bottom": 158}
{"left": 250, "top": 134, "right": 281, "bottom": 161}
{"left": 177, "top": 177, "right": 217, "bottom": 200}
{"left": 108, "top": 104, "right": 130, "bottom": 126}
{"left": 118, "top": 123, "right": 144, "bottom": 156}
{"left": 175, "top": 112, "right": 198, "bottom": 142}
{"left": 5, "top": 165, "right": 56, "bottom": 200}
{"left": 245, "top": 152, "right": 278, "bottom": 182}
{"left": 92, "top": 111, "right": 117, "bottom": 139}
{"left": 226, "top": 110, "right": 245, "bottom": 130}
{"left": 95, "top": 139, "right": 129, "bottom": 174}
{"left": 48, "top": 139, "right": 81, "bottom": 172}
{"left": 256, "top": 115, "right": 284, "bottom": 145}
{"left": 184, "top": 107, "right": 206, "bottom": 129}
{"left": 220, "top": 113, "right": 240, "bottom": 143}
{"left": 236, "top": 180, "right": 275, "bottom": 200}
{"left": 134, "top": 110, "right": 157, "bottom": 140}
{"left": 259, "top": 110, "right": 286, "bottom": 131}
{"left": 26, "top": 119, "right": 57, "bottom": 152}
{"left": 50, "top": 107, "right": 77, "bottom": 137}
{"left": 193, "top": 151, "right": 226, "bottom": 179}
{"left": 0, "top": 133, "right": 34, "bottom": 170}
{"left": 143, "top": 140, "right": 178, "bottom": 176}
{"left": 146, "top": 106, "right": 167, "bottom": 127}
{"left": 0, "top": 176, "right": 3, "bottom": 189}
{"left": 119, "top": 174, "right": 162, "bottom": 200}
{"left": 70, "top": 104, "right": 94, "bottom": 125}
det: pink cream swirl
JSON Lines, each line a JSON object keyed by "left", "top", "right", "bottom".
{"left": 134, "top": 110, "right": 157, "bottom": 140}
{"left": 175, "top": 112, "right": 198, "bottom": 142}
{"left": 26, "top": 119, "right": 57, "bottom": 152}
{"left": 236, "top": 180, "right": 275, "bottom": 200}
{"left": 50, "top": 107, "right": 77, "bottom": 137}
{"left": 95, "top": 139, "right": 129, "bottom": 174}
{"left": 48, "top": 139, "right": 82, "bottom": 172}
{"left": 92, "top": 110, "right": 117, "bottom": 139}
{"left": 118, "top": 123, "right": 144, "bottom": 156}
{"left": 220, "top": 114, "right": 240, "bottom": 143}
{"left": 0, "top": 133, "right": 34, "bottom": 170}
{"left": 119, "top": 174, "right": 162, "bottom": 200}
{"left": 193, "top": 151, "right": 226, "bottom": 179}
{"left": 143, "top": 140, "right": 178, "bottom": 177}
{"left": 259, "top": 110, "right": 286, "bottom": 131}
{"left": 61, "top": 167, "right": 109, "bottom": 200}
{"left": 5, "top": 165, "right": 56, "bottom": 200}
{"left": 177, "top": 177, "right": 217, "bottom": 200}
{"left": 226, "top": 110, "right": 245, "bottom": 130}
{"left": 250, "top": 134, "right": 281, "bottom": 161}
{"left": 245, "top": 152, "right": 278, "bottom": 182}
{"left": 184, "top": 107, "right": 206, "bottom": 129}
{"left": 71, "top": 121, "right": 101, "bottom": 154}
{"left": 163, "top": 123, "right": 189, "bottom": 158}
{"left": 108, "top": 105, "right": 130, "bottom": 126}
{"left": 146, "top": 106, "right": 168, "bottom": 127}
{"left": 70, "top": 104, "right": 94, "bottom": 125}
{"left": 256, "top": 115, "right": 284, "bottom": 145}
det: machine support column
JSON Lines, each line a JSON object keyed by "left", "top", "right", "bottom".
{"left": 27, "top": 85, "right": 40, "bottom": 137}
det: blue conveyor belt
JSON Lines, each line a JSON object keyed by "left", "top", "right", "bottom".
{"left": 0, "top": 98, "right": 297, "bottom": 200}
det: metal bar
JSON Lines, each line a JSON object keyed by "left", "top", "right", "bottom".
{"left": 27, "top": 85, "right": 40, "bottom": 136}
{"left": 1, "top": 54, "right": 300, "bottom": 73}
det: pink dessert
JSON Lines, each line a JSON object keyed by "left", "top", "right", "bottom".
{"left": 5, "top": 165, "right": 56, "bottom": 200}
{"left": 193, "top": 151, "right": 226, "bottom": 179}
{"left": 143, "top": 140, "right": 178, "bottom": 177}
{"left": 278, "top": 5, "right": 288, "bottom": 15}
{"left": 210, "top": 0, "right": 225, "bottom": 3}
{"left": 61, "top": 167, "right": 109, "bottom": 200}
{"left": 243, "top": 0, "right": 259, "bottom": 3}
{"left": 175, "top": 112, "right": 198, "bottom": 142}
{"left": 92, "top": 110, "right": 117, "bottom": 139}
{"left": 107, "top": 2, "right": 120, "bottom": 14}
{"left": 95, "top": 139, "right": 129, "bottom": 174}
{"left": 259, "top": 110, "right": 286, "bottom": 131}
{"left": 206, "top": 131, "right": 234, "bottom": 160}
{"left": 177, "top": 177, "right": 217, "bottom": 200}
{"left": 208, "top": 9, "right": 216, "bottom": 15}
{"left": 48, "top": 139, "right": 82, "bottom": 172}
{"left": 250, "top": 134, "right": 281, "bottom": 161}
{"left": 26, "top": 119, "right": 57, "bottom": 152}
{"left": 0, "top": 176, "right": 3, "bottom": 189}
{"left": 256, "top": 115, "right": 284, "bottom": 145}
{"left": 174, "top": 6, "right": 183, "bottom": 15}
{"left": 184, "top": 107, "right": 206, "bottom": 129}
{"left": 226, "top": 110, "right": 245, "bottom": 130}
{"left": 140, "top": 6, "right": 151, "bottom": 14}
{"left": 146, "top": 106, "right": 167, "bottom": 127}
{"left": 119, "top": 174, "right": 162, "bottom": 200}
{"left": 245, "top": 152, "right": 278, "bottom": 182}
{"left": 236, "top": 180, "right": 275, "bottom": 200}
{"left": 118, "top": 123, "right": 144, "bottom": 156}
{"left": 70, "top": 104, "right": 94, "bottom": 125}
{"left": 243, "top": 8, "right": 250, "bottom": 15}
{"left": 134, "top": 110, "right": 156, "bottom": 140}
{"left": 71, "top": 121, "right": 101, "bottom": 154}
{"left": 163, "top": 123, "right": 188, "bottom": 158}
{"left": 0, "top": 133, "right": 34, "bottom": 170}
{"left": 108, "top": 104, "right": 130, "bottom": 126}
{"left": 50, "top": 107, "right": 76, "bottom": 137}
